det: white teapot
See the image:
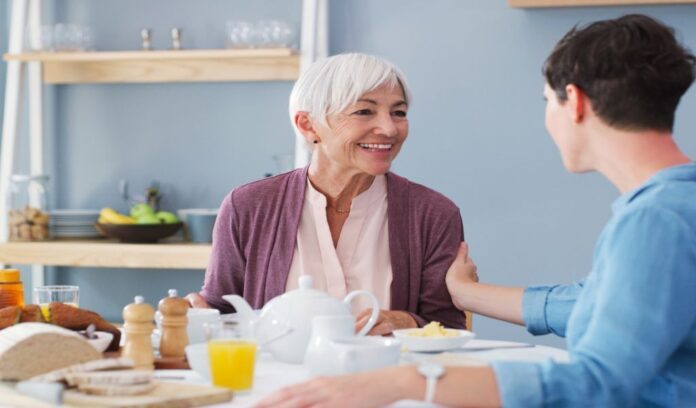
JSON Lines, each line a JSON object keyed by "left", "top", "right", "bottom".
{"left": 222, "top": 275, "right": 380, "bottom": 364}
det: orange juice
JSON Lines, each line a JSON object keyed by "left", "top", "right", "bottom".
{"left": 207, "top": 339, "right": 257, "bottom": 391}
{"left": 39, "top": 302, "right": 78, "bottom": 321}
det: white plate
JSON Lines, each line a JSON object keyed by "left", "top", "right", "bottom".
{"left": 393, "top": 328, "right": 475, "bottom": 352}
{"left": 86, "top": 331, "right": 114, "bottom": 353}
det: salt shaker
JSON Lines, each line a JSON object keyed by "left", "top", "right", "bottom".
{"left": 158, "top": 289, "right": 189, "bottom": 358}
{"left": 141, "top": 28, "right": 152, "bottom": 51}
{"left": 122, "top": 296, "right": 155, "bottom": 370}
{"left": 170, "top": 28, "right": 182, "bottom": 50}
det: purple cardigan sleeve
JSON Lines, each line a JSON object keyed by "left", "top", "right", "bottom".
{"left": 410, "top": 210, "right": 465, "bottom": 328}
{"left": 200, "top": 192, "right": 244, "bottom": 313}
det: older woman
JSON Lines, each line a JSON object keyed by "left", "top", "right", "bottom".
{"left": 187, "top": 53, "right": 466, "bottom": 333}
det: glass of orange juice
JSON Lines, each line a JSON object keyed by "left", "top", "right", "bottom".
{"left": 205, "top": 321, "right": 257, "bottom": 392}
{"left": 33, "top": 285, "right": 79, "bottom": 320}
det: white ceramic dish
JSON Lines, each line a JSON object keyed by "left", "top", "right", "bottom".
{"left": 393, "top": 328, "right": 475, "bottom": 352}
{"left": 86, "top": 331, "right": 114, "bottom": 353}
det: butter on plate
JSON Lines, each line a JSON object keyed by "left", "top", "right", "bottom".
{"left": 407, "top": 321, "right": 458, "bottom": 337}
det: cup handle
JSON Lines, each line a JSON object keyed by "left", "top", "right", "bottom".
{"left": 343, "top": 290, "right": 380, "bottom": 337}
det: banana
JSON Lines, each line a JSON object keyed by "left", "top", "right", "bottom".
{"left": 99, "top": 208, "right": 136, "bottom": 224}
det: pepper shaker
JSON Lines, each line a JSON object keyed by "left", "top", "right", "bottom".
{"left": 170, "top": 28, "right": 182, "bottom": 50}
{"left": 140, "top": 28, "right": 152, "bottom": 51}
{"left": 158, "top": 289, "right": 189, "bottom": 358}
{"left": 122, "top": 295, "right": 155, "bottom": 370}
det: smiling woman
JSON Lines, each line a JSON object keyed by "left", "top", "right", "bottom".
{"left": 187, "top": 53, "right": 468, "bottom": 335}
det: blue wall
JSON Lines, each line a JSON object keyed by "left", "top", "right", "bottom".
{"left": 4, "top": 1, "right": 696, "bottom": 347}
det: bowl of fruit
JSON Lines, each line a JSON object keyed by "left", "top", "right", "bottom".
{"left": 96, "top": 204, "right": 182, "bottom": 243}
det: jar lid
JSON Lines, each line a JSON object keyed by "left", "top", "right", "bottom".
{"left": 0, "top": 269, "right": 21, "bottom": 283}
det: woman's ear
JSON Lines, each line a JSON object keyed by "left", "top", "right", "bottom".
{"left": 294, "top": 112, "right": 320, "bottom": 144}
{"left": 564, "top": 84, "right": 586, "bottom": 123}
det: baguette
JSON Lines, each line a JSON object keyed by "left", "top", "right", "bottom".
{"left": 0, "top": 305, "right": 21, "bottom": 329}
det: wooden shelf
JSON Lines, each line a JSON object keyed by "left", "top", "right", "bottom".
{"left": 509, "top": 0, "right": 696, "bottom": 7}
{"left": 0, "top": 240, "right": 211, "bottom": 269}
{"left": 3, "top": 48, "right": 300, "bottom": 84}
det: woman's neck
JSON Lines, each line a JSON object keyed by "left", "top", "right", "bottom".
{"left": 307, "top": 159, "right": 375, "bottom": 209}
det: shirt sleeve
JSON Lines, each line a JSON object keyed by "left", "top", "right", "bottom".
{"left": 522, "top": 280, "right": 584, "bottom": 337}
{"left": 200, "top": 192, "right": 246, "bottom": 313}
{"left": 492, "top": 207, "right": 696, "bottom": 407}
{"left": 413, "top": 210, "right": 467, "bottom": 329}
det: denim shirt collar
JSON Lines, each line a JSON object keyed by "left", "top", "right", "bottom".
{"left": 611, "top": 162, "right": 696, "bottom": 214}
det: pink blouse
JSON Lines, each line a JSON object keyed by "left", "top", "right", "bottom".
{"left": 285, "top": 175, "right": 392, "bottom": 314}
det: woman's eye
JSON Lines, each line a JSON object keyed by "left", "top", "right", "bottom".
{"left": 353, "top": 109, "right": 373, "bottom": 115}
{"left": 392, "top": 110, "right": 408, "bottom": 118}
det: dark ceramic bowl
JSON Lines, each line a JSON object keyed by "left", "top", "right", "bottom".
{"left": 94, "top": 222, "right": 183, "bottom": 243}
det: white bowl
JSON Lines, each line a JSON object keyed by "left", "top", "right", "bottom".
{"left": 185, "top": 343, "right": 210, "bottom": 380}
{"left": 393, "top": 329, "right": 475, "bottom": 352}
{"left": 86, "top": 331, "right": 114, "bottom": 353}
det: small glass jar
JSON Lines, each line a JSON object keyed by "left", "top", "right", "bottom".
{"left": 0, "top": 269, "right": 25, "bottom": 309}
{"left": 7, "top": 174, "right": 50, "bottom": 241}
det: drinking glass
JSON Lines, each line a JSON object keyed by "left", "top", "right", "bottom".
{"left": 205, "top": 321, "right": 257, "bottom": 391}
{"left": 33, "top": 285, "right": 80, "bottom": 320}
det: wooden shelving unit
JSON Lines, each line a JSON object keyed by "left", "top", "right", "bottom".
{"left": 509, "top": 0, "right": 696, "bottom": 7}
{"left": 3, "top": 48, "right": 300, "bottom": 84}
{"left": 0, "top": 240, "right": 211, "bottom": 269}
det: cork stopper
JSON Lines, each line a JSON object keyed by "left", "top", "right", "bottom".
{"left": 123, "top": 295, "right": 155, "bottom": 322}
{"left": 158, "top": 289, "right": 188, "bottom": 317}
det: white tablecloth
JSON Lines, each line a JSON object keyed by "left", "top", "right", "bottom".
{"left": 154, "top": 339, "right": 569, "bottom": 407}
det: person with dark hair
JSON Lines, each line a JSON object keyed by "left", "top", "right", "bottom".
{"left": 256, "top": 14, "right": 696, "bottom": 408}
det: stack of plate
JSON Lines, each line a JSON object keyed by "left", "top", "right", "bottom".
{"left": 49, "top": 209, "right": 101, "bottom": 238}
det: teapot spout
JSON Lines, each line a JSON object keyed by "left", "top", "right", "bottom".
{"left": 222, "top": 294, "right": 255, "bottom": 318}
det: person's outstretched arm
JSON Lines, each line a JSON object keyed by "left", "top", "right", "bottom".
{"left": 445, "top": 242, "right": 525, "bottom": 325}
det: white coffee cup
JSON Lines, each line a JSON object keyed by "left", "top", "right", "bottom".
{"left": 332, "top": 337, "right": 401, "bottom": 374}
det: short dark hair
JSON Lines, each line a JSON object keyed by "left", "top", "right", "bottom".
{"left": 544, "top": 14, "right": 696, "bottom": 132}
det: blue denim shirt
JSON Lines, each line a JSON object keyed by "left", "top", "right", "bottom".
{"left": 492, "top": 163, "right": 696, "bottom": 407}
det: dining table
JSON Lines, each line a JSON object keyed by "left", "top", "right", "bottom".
{"left": 153, "top": 338, "right": 569, "bottom": 407}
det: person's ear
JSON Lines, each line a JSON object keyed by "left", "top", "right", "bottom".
{"left": 294, "top": 112, "right": 321, "bottom": 145}
{"left": 564, "top": 84, "right": 586, "bottom": 123}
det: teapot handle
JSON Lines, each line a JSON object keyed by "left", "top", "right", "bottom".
{"left": 343, "top": 290, "right": 380, "bottom": 337}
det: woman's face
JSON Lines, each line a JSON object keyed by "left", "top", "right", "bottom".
{"left": 313, "top": 83, "right": 409, "bottom": 176}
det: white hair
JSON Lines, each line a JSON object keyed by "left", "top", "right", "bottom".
{"left": 289, "top": 53, "right": 412, "bottom": 145}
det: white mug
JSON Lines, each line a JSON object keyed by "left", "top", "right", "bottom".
{"left": 333, "top": 337, "right": 402, "bottom": 374}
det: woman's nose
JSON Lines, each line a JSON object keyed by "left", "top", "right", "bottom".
{"left": 373, "top": 114, "right": 399, "bottom": 137}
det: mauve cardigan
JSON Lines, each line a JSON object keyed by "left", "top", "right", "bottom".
{"left": 200, "top": 167, "right": 466, "bottom": 329}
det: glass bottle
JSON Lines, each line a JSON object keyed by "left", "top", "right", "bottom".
{"left": 0, "top": 269, "right": 25, "bottom": 308}
{"left": 7, "top": 174, "right": 50, "bottom": 241}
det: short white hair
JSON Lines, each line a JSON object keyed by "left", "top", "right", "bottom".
{"left": 289, "top": 53, "right": 412, "bottom": 143}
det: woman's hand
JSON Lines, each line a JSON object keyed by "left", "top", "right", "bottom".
{"left": 185, "top": 292, "right": 211, "bottom": 308}
{"left": 355, "top": 309, "right": 418, "bottom": 335}
{"left": 445, "top": 242, "right": 479, "bottom": 311}
{"left": 254, "top": 366, "right": 415, "bottom": 408}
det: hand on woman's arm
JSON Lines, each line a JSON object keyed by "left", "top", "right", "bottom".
{"left": 446, "top": 242, "right": 525, "bottom": 326}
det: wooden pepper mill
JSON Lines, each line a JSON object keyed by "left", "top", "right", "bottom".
{"left": 122, "top": 295, "right": 155, "bottom": 370}
{"left": 158, "top": 289, "right": 189, "bottom": 358}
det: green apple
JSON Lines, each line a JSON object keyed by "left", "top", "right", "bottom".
{"left": 156, "top": 211, "right": 179, "bottom": 224}
{"left": 130, "top": 203, "right": 155, "bottom": 219}
{"left": 136, "top": 213, "right": 161, "bottom": 224}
